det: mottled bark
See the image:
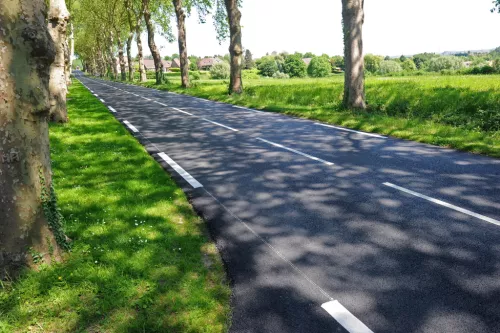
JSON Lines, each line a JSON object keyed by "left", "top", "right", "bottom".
{"left": 125, "top": 0, "right": 136, "bottom": 81}
{"left": 117, "top": 34, "right": 127, "bottom": 81}
{"left": 136, "top": 26, "right": 147, "bottom": 82}
{"left": 173, "top": 0, "right": 189, "bottom": 88}
{"left": 341, "top": 0, "right": 366, "bottom": 109}
{"left": 48, "top": 0, "right": 70, "bottom": 123}
{"left": 97, "top": 47, "right": 106, "bottom": 77}
{"left": 143, "top": 0, "right": 164, "bottom": 84}
{"left": 224, "top": 0, "right": 243, "bottom": 94}
{"left": 0, "top": 0, "right": 62, "bottom": 276}
{"left": 66, "top": 22, "right": 74, "bottom": 86}
{"left": 108, "top": 36, "right": 118, "bottom": 79}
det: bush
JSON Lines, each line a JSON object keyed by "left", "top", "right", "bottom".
{"left": 401, "top": 59, "right": 417, "bottom": 71}
{"left": 257, "top": 57, "right": 279, "bottom": 77}
{"left": 364, "top": 54, "right": 384, "bottom": 73}
{"left": 189, "top": 62, "right": 198, "bottom": 71}
{"left": 210, "top": 62, "right": 230, "bottom": 79}
{"left": 427, "top": 56, "right": 463, "bottom": 72}
{"left": 307, "top": 56, "right": 331, "bottom": 77}
{"left": 272, "top": 72, "right": 290, "bottom": 79}
{"left": 242, "top": 69, "right": 260, "bottom": 79}
{"left": 170, "top": 68, "right": 181, "bottom": 73}
{"left": 190, "top": 71, "right": 201, "bottom": 80}
{"left": 284, "top": 54, "right": 307, "bottom": 78}
{"left": 379, "top": 60, "right": 402, "bottom": 75}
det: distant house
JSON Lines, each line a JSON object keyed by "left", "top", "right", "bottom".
{"left": 143, "top": 59, "right": 171, "bottom": 72}
{"left": 171, "top": 58, "right": 191, "bottom": 69}
{"left": 302, "top": 58, "right": 312, "bottom": 66}
{"left": 197, "top": 57, "right": 223, "bottom": 70}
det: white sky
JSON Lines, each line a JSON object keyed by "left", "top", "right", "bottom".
{"left": 135, "top": 0, "right": 500, "bottom": 58}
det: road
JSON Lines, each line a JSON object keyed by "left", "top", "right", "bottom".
{"left": 75, "top": 73, "right": 500, "bottom": 333}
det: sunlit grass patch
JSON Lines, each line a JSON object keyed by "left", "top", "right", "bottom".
{"left": 0, "top": 81, "right": 230, "bottom": 333}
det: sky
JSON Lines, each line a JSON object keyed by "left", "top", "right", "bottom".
{"left": 134, "top": 0, "right": 500, "bottom": 59}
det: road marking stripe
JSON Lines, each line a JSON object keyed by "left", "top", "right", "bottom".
{"left": 94, "top": 93, "right": 98, "bottom": 97}
{"left": 143, "top": 97, "right": 152, "bottom": 101}
{"left": 171, "top": 107, "right": 194, "bottom": 116}
{"left": 201, "top": 118, "right": 239, "bottom": 132}
{"left": 123, "top": 120, "right": 139, "bottom": 133}
{"left": 383, "top": 182, "right": 500, "bottom": 226}
{"left": 256, "top": 137, "right": 334, "bottom": 166}
{"left": 233, "top": 105, "right": 266, "bottom": 114}
{"left": 315, "top": 123, "right": 386, "bottom": 139}
{"left": 321, "top": 301, "right": 374, "bottom": 333}
{"left": 153, "top": 101, "right": 168, "bottom": 107}
{"left": 108, "top": 106, "right": 117, "bottom": 113}
{"left": 158, "top": 152, "right": 203, "bottom": 189}
{"left": 100, "top": 98, "right": 105, "bottom": 103}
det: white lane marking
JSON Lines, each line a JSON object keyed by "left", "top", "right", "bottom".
{"left": 153, "top": 101, "right": 168, "bottom": 107}
{"left": 108, "top": 106, "right": 117, "bottom": 113}
{"left": 158, "top": 152, "right": 203, "bottom": 189}
{"left": 143, "top": 97, "right": 152, "bottom": 101}
{"left": 123, "top": 120, "right": 139, "bottom": 133}
{"left": 201, "top": 118, "right": 239, "bottom": 132}
{"left": 90, "top": 90, "right": 94, "bottom": 93}
{"left": 171, "top": 107, "right": 194, "bottom": 116}
{"left": 94, "top": 93, "right": 98, "bottom": 97}
{"left": 100, "top": 98, "right": 105, "bottom": 103}
{"left": 383, "top": 182, "right": 500, "bottom": 226}
{"left": 315, "top": 123, "right": 386, "bottom": 139}
{"left": 321, "top": 301, "right": 374, "bottom": 333}
{"left": 233, "top": 105, "right": 266, "bottom": 114}
{"left": 256, "top": 137, "right": 334, "bottom": 166}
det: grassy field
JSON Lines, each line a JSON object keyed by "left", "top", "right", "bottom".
{"left": 0, "top": 81, "right": 230, "bottom": 332}
{"left": 137, "top": 74, "right": 500, "bottom": 158}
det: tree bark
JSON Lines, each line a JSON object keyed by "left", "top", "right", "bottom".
{"left": 224, "top": 0, "right": 243, "bottom": 94}
{"left": 117, "top": 34, "right": 127, "bottom": 81}
{"left": 0, "top": 0, "right": 63, "bottom": 277}
{"left": 125, "top": 0, "right": 135, "bottom": 81}
{"left": 173, "top": 0, "right": 189, "bottom": 88}
{"left": 108, "top": 36, "right": 118, "bottom": 79}
{"left": 48, "top": 0, "right": 70, "bottom": 123}
{"left": 341, "top": 0, "right": 366, "bottom": 109}
{"left": 136, "top": 26, "right": 147, "bottom": 82}
{"left": 66, "top": 22, "right": 75, "bottom": 86}
{"left": 143, "top": 0, "right": 164, "bottom": 84}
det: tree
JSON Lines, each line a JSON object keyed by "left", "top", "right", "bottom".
{"left": 143, "top": 0, "right": 165, "bottom": 84}
{"left": 224, "top": 0, "right": 243, "bottom": 94}
{"left": 307, "top": 56, "right": 331, "bottom": 77}
{"left": 330, "top": 55, "right": 345, "bottom": 70}
{"left": 1, "top": 0, "right": 68, "bottom": 276}
{"left": 210, "top": 62, "right": 230, "bottom": 79}
{"left": 284, "top": 54, "right": 307, "bottom": 77}
{"left": 48, "top": 0, "right": 71, "bottom": 123}
{"left": 244, "top": 49, "right": 255, "bottom": 69}
{"left": 399, "top": 55, "right": 407, "bottom": 62}
{"left": 303, "top": 52, "right": 316, "bottom": 58}
{"left": 341, "top": 0, "right": 366, "bottom": 109}
{"left": 257, "top": 57, "right": 279, "bottom": 77}
{"left": 379, "top": 60, "right": 402, "bottom": 75}
{"left": 427, "top": 56, "right": 463, "bottom": 72}
{"left": 401, "top": 59, "right": 417, "bottom": 71}
{"left": 173, "top": 0, "right": 189, "bottom": 87}
{"left": 492, "top": 1, "right": 500, "bottom": 13}
{"left": 413, "top": 52, "right": 436, "bottom": 70}
{"left": 364, "top": 54, "right": 383, "bottom": 73}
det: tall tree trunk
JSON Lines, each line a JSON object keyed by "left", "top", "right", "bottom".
{"left": 136, "top": 26, "right": 147, "bottom": 82}
{"left": 97, "top": 47, "right": 106, "bottom": 77}
{"left": 173, "top": 0, "right": 189, "bottom": 88}
{"left": 108, "top": 36, "right": 118, "bottom": 79}
{"left": 117, "top": 34, "right": 127, "bottom": 81}
{"left": 48, "top": 0, "right": 70, "bottom": 123}
{"left": 0, "top": 0, "right": 65, "bottom": 277}
{"left": 224, "top": 0, "right": 243, "bottom": 94}
{"left": 143, "top": 0, "right": 164, "bottom": 84}
{"left": 341, "top": 0, "right": 366, "bottom": 109}
{"left": 126, "top": 35, "right": 134, "bottom": 81}
{"left": 66, "top": 22, "right": 75, "bottom": 86}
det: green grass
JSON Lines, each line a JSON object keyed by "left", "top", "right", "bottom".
{"left": 134, "top": 75, "right": 500, "bottom": 158}
{"left": 0, "top": 81, "right": 230, "bottom": 332}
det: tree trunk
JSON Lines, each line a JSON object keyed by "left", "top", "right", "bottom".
{"left": 341, "top": 0, "right": 366, "bottom": 109}
{"left": 173, "top": 0, "right": 189, "bottom": 88}
{"left": 108, "top": 37, "right": 118, "bottom": 79}
{"left": 117, "top": 34, "right": 127, "bottom": 81}
{"left": 48, "top": 0, "right": 70, "bottom": 123}
{"left": 143, "top": 0, "right": 164, "bottom": 84}
{"left": 66, "top": 22, "right": 75, "bottom": 86}
{"left": 224, "top": 0, "right": 243, "bottom": 94}
{"left": 0, "top": 0, "right": 65, "bottom": 277}
{"left": 126, "top": 35, "right": 134, "bottom": 81}
{"left": 136, "top": 27, "right": 147, "bottom": 82}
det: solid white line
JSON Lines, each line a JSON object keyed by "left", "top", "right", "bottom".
{"left": 171, "top": 107, "right": 194, "bottom": 116}
{"left": 315, "top": 123, "right": 386, "bottom": 139}
{"left": 158, "top": 152, "right": 203, "bottom": 189}
{"left": 383, "top": 182, "right": 500, "bottom": 226}
{"left": 256, "top": 137, "right": 334, "bottom": 166}
{"left": 201, "top": 118, "right": 239, "bottom": 132}
{"left": 153, "top": 101, "right": 168, "bottom": 107}
{"left": 123, "top": 120, "right": 139, "bottom": 133}
{"left": 100, "top": 98, "right": 105, "bottom": 103}
{"left": 233, "top": 105, "right": 266, "bottom": 114}
{"left": 108, "top": 106, "right": 117, "bottom": 113}
{"left": 321, "top": 301, "right": 374, "bottom": 333}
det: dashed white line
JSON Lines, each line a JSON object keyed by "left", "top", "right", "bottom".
{"left": 315, "top": 123, "right": 386, "bottom": 139}
{"left": 100, "top": 98, "right": 105, "bottom": 103}
{"left": 142, "top": 97, "right": 152, "bottom": 101}
{"left": 123, "top": 120, "right": 139, "bottom": 133}
{"left": 321, "top": 301, "right": 374, "bottom": 333}
{"left": 94, "top": 93, "right": 98, "bottom": 97}
{"left": 153, "top": 101, "right": 168, "bottom": 107}
{"left": 201, "top": 118, "right": 239, "bottom": 132}
{"left": 383, "top": 182, "right": 500, "bottom": 226}
{"left": 108, "top": 106, "right": 117, "bottom": 113}
{"left": 256, "top": 137, "right": 334, "bottom": 166}
{"left": 158, "top": 152, "right": 203, "bottom": 189}
{"left": 233, "top": 105, "right": 266, "bottom": 114}
{"left": 171, "top": 107, "right": 194, "bottom": 116}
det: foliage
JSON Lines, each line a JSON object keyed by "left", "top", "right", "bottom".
{"left": 272, "top": 72, "right": 290, "bottom": 79}
{"left": 364, "top": 54, "right": 384, "bottom": 73}
{"left": 190, "top": 70, "right": 201, "bottom": 80}
{"left": 492, "top": 0, "right": 500, "bottom": 13}
{"left": 190, "top": 61, "right": 199, "bottom": 71}
{"left": 307, "top": 56, "right": 331, "bottom": 77}
{"left": 0, "top": 81, "right": 230, "bottom": 332}
{"left": 399, "top": 55, "right": 407, "bottom": 62}
{"left": 303, "top": 52, "right": 316, "bottom": 58}
{"left": 257, "top": 57, "right": 279, "bottom": 77}
{"left": 379, "top": 60, "right": 403, "bottom": 74}
{"left": 242, "top": 69, "right": 260, "bottom": 79}
{"left": 427, "top": 56, "right": 463, "bottom": 72}
{"left": 412, "top": 53, "right": 437, "bottom": 70}
{"left": 210, "top": 61, "right": 230, "bottom": 79}
{"left": 401, "top": 59, "right": 417, "bottom": 71}
{"left": 283, "top": 54, "right": 307, "bottom": 78}
{"left": 170, "top": 68, "right": 181, "bottom": 72}
{"left": 330, "top": 55, "right": 345, "bottom": 70}
{"left": 244, "top": 49, "right": 255, "bottom": 69}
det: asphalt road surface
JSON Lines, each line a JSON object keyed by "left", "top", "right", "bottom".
{"left": 75, "top": 73, "right": 500, "bottom": 333}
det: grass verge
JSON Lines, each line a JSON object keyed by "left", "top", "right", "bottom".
{"left": 132, "top": 75, "right": 500, "bottom": 158}
{"left": 0, "top": 80, "right": 230, "bottom": 333}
